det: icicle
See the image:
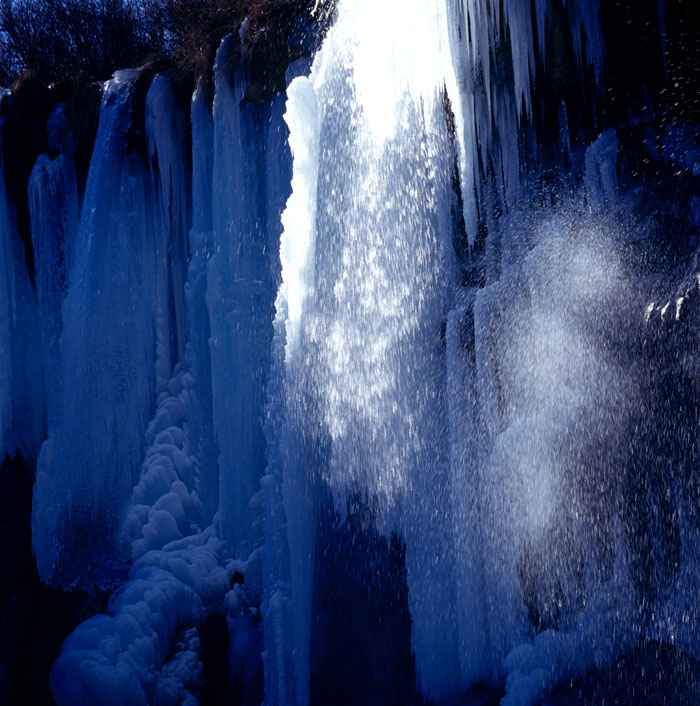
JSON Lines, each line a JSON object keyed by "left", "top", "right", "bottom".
{"left": 0, "top": 122, "right": 17, "bottom": 459}
{"left": 584, "top": 128, "right": 619, "bottom": 206}
{"left": 564, "top": 0, "right": 604, "bottom": 80}
{"left": 559, "top": 100, "right": 572, "bottom": 165}
{"left": 146, "top": 74, "right": 192, "bottom": 393}
{"left": 534, "top": 0, "right": 549, "bottom": 62}
{"left": 259, "top": 85, "right": 296, "bottom": 706}
{"left": 207, "top": 34, "right": 281, "bottom": 558}
{"left": 28, "top": 128, "right": 79, "bottom": 424}
{"left": 504, "top": 0, "right": 536, "bottom": 119}
{"left": 657, "top": 0, "right": 667, "bottom": 81}
{"left": 32, "top": 70, "right": 159, "bottom": 586}
{"left": 186, "top": 81, "right": 219, "bottom": 525}
{"left": 446, "top": 297, "right": 492, "bottom": 688}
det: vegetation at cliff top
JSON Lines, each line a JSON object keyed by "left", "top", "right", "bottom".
{"left": 0, "top": 0, "right": 329, "bottom": 90}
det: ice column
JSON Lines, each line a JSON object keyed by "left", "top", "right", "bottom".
{"left": 207, "top": 36, "right": 281, "bottom": 559}
{"left": 32, "top": 71, "right": 159, "bottom": 586}
{"left": 259, "top": 83, "right": 296, "bottom": 706}
{"left": 28, "top": 105, "right": 80, "bottom": 424}
{"left": 186, "top": 81, "right": 219, "bottom": 524}
{"left": 146, "top": 74, "right": 192, "bottom": 392}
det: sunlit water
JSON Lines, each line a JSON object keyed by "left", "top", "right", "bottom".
{"left": 275, "top": 1, "right": 697, "bottom": 704}
{"left": 277, "top": 0, "right": 464, "bottom": 699}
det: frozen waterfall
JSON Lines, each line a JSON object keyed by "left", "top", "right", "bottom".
{"left": 1, "top": 0, "right": 695, "bottom": 705}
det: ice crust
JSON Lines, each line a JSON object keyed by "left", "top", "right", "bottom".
{"left": 51, "top": 526, "right": 236, "bottom": 706}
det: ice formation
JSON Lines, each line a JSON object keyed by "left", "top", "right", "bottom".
{"left": 28, "top": 107, "right": 79, "bottom": 423}
{"left": 0, "top": 1, "right": 692, "bottom": 705}
{"left": 32, "top": 70, "right": 160, "bottom": 585}
{"left": 51, "top": 525, "right": 236, "bottom": 706}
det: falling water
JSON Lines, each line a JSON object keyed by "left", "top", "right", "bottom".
{"left": 274, "top": 0, "right": 465, "bottom": 701}
{"left": 272, "top": 0, "right": 643, "bottom": 703}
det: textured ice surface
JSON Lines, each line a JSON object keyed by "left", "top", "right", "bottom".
{"left": 47, "top": 51, "right": 285, "bottom": 702}
{"left": 121, "top": 366, "right": 203, "bottom": 561}
{"left": 28, "top": 133, "right": 79, "bottom": 423}
{"left": 32, "top": 70, "right": 159, "bottom": 585}
{"left": 184, "top": 82, "right": 219, "bottom": 526}
{"left": 206, "top": 36, "right": 279, "bottom": 558}
{"left": 51, "top": 526, "right": 234, "bottom": 706}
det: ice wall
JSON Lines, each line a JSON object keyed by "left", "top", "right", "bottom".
{"left": 207, "top": 36, "right": 281, "bottom": 559}
{"left": 116, "top": 74, "right": 210, "bottom": 563}
{"left": 46, "top": 39, "right": 294, "bottom": 701}
{"left": 443, "top": 0, "right": 604, "bottom": 248}
{"left": 32, "top": 71, "right": 160, "bottom": 586}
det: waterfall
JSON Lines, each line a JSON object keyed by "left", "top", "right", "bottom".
{"left": 2, "top": 1, "right": 692, "bottom": 704}
{"left": 271, "top": 0, "right": 612, "bottom": 702}
{"left": 274, "top": 1, "right": 468, "bottom": 701}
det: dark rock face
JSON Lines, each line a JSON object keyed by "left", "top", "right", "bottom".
{"left": 310, "top": 491, "right": 424, "bottom": 706}
{"left": 0, "top": 455, "right": 105, "bottom": 705}
{"left": 543, "top": 640, "right": 700, "bottom": 706}
{"left": 199, "top": 615, "right": 232, "bottom": 705}
{"left": 1, "top": 78, "right": 54, "bottom": 282}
